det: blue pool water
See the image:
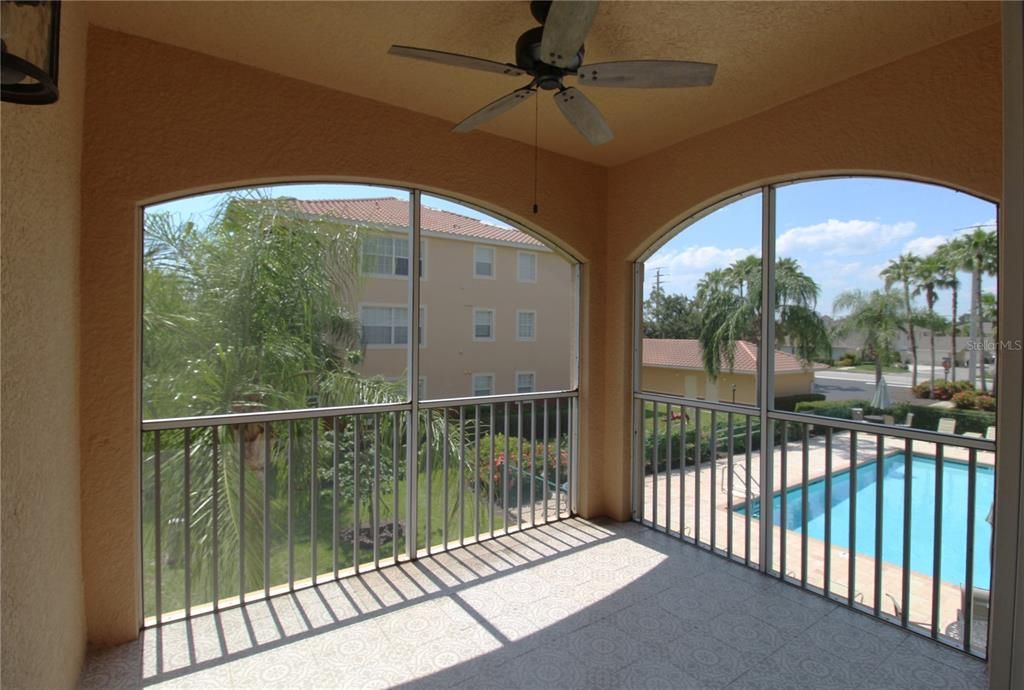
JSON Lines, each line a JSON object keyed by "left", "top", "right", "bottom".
{"left": 741, "top": 453, "right": 994, "bottom": 586}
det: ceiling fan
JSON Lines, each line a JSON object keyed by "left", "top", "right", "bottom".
{"left": 388, "top": 0, "right": 717, "bottom": 146}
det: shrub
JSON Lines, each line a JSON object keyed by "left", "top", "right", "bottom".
{"left": 975, "top": 394, "right": 996, "bottom": 412}
{"left": 774, "top": 393, "right": 826, "bottom": 412}
{"left": 837, "top": 353, "right": 858, "bottom": 367}
{"left": 912, "top": 379, "right": 973, "bottom": 400}
{"left": 952, "top": 390, "right": 977, "bottom": 409}
{"left": 793, "top": 399, "right": 875, "bottom": 419}
{"left": 888, "top": 403, "right": 994, "bottom": 435}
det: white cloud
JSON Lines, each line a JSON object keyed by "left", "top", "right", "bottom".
{"left": 777, "top": 219, "right": 916, "bottom": 256}
{"left": 902, "top": 235, "right": 949, "bottom": 256}
{"left": 648, "top": 245, "right": 755, "bottom": 273}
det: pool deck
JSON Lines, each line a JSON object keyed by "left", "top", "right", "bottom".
{"left": 642, "top": 429, "right": 995, "bottom": 657}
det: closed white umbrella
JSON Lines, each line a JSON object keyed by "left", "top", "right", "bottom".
{"left": 871, "top": 375, "right": 891, "bottom": 411}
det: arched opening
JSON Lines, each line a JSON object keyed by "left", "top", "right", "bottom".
{"left": 633, "top": 176, "right": 998, "bottom": 658}
{"left": 141, "top": 181, "right": 580, "bottom": 623}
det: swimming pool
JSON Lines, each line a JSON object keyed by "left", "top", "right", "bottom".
{"left": 740, "top": 452, "right": 994, "bottom": 586}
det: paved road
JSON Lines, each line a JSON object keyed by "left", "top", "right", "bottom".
{"left": 812, "top": 367, "right": 995, "bottom": 402}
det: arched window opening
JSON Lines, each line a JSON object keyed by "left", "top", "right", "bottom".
{"left": 141, "top": 182, "right": 579, "bottom": 623}
{"left": 635, "top": 176, "right": 998, "bottom": 659}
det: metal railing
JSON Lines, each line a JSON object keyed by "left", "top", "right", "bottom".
{"left": 141, "top": 390, "right": 577, "bottom": 625}
{"left": 634, "top": 392, "right": 996, "bottom": 659}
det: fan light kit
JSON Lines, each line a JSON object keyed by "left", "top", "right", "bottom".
{"left": 388, "top": 0, "right": 717, "bottom": 146}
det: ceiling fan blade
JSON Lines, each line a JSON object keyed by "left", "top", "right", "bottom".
{"left": 577, "top": 60, "right": 717, "bottom": 88}
{"left": 388, "top": 45, "right": 525, "bottom": 77}
{"left": 554, "top": 87, "right": 612, "bottom": 146}
{"left": 540, "top": 1, "right": 599, "bottom": 68}
{"left": 453, "top": 87, "right": 536, "bottom": 133}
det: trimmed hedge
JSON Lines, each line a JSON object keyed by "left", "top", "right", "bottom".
{"left": 774, "top": 393, "right": 826, "bottom": 412}
{"left": 794, "top": 398, "right": 995, "bottom": 435}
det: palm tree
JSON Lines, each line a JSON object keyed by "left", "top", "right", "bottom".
{"left": 696, "top": 256, "right": 830, "bottom": 379}
{"left": 957, "top": 227, "right": 997, "bottom": 392}
{"left": 913, "top": 253, "right": 956, "bottom": 394}
{"left": 932, "top": 241, "right": 963, "bottom": 380}
{"left": 880, "top": 254, "right": 920, "bottom": 387}
{"left": 832, "top": 289, "right": 905, "bottom": 385}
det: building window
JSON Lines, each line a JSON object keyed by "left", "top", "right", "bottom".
{"left": 474, "top": 245, "right": 495, "bottom": 278}
{"left": 517, "top": 251, "right": 537, "bottom": 282}
{"left": 360, "top": 305, "right": 425, "bottom": 347}
{"left": 516, "top": 310, "right": 536, "bottom": 341}
{"left": 473, "top": 308, "right": 495, "bottom": 341}
{"left": 361, "top": 305, "right": 408, "bottom": 346}
{"left": 472, "top": 373, "right": 495, "bottom": 397}
{"left": 516, "top": 371, "right": 535, "bottom": 393}
{"left": 360, "top": 235, "right": 426, "bottom": 278}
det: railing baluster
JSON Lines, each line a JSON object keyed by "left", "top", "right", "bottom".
{"left": 393, "top": 412, "right": 400, "bottom": 559}
{"left": 710, "top": 410, "right": 717, "bottom": 552}
{"left": 352, "top": 416, "right": 360, "bottom": 574}
{"left": 874, "top": 433, "right": 884, "bottom": 616}
{"left": 475, "top": 403, "right": 481, "bottom": 538}
{"left": 332, "top": 417, "right": 339, "bottom": 578}
{"left": 695, "top": 407, "right": 702, "bottom": 546}
{"left": 779, "top": 422, "right": 787, "bottom": 579}
{"left": 824, "top": 427, "right": 832, "bottom": 598}
{"left": 443, "top": 408, "right": 450, "bottom": 549}
{"left": 745, "top": 415, "right": 753, "bottom": 567}
{"left": 727, "top": 411, "right": 733, "bottom": 557}
{"left": 652, "top": 402, "right": 660, "bottom": 528}
{"left": 552, "top": 401, "right": 561, "bottom": 518}
{"left": 541, "top": 400, "right": 548, "bottom": 525}
{"left": 459, "top": 406, "right": 466, "bottom": 545}
{"left": 569, "top": 397, "right": 576, "bottom": 515}
{"left": 640, "top": 400, "right": 647, "bottom": 525}
{"left": 373, "top": 413, "right": 381, "bottom": 570}
{"left": 492, "top": 403, "right": 497, "bottom": 534}
{"left": 262, "top": 421, "right": 270, "bottom": 596}
{"left": 287, "top": 420, "right": 295, "bottom": 588}
{"left": 964, "top": 448, "right": 978, "bottom": 652}
{"left": 901, "top": 438, "right": 913, "bottom": 627}
{"left": 848, "top": 430, "right": 857, "bottom": 608}
{"left": 239, "top": 427, "right": 246, "bottom": 602}
{"left": 506, "top": 402, "right": 513, "bottom": 529}
{"left": 801, "top": 423, "right": 809, "bottom": 587}
{"left": 680, "top": 405, "right": 687, "bottom": 540}
{"left": 154, "top": 430, "right": 162, "bottom": 623}
{"left": 310, "top": 418, "right": 318, "bottom": 583}
{"left": 517, "top": 401, "right": 523, "bottom": 529}
{"left": 530, "top": 401, "right": 536, "bottom": 527}
{"left": 931, "top": 443, "right": 944, "bottom": 639}
{"left": 212, "top": 428, "right": 220, "bottom": 609}
{"left": 183, "top": 428, "right": 191, "bottom": 616}
{"left": 425, "top": 410, "right": 432, "bottom": 555}
{"left": 666, "top": 404, "right": 673, "bottom": 536}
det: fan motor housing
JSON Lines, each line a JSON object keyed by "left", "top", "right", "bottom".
{"left": 515, "top": 26, "right": 583, "bottom": 79}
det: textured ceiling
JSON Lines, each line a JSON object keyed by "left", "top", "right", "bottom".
{"left": 85, "top": 1, "right": 1000, "bottom": 167}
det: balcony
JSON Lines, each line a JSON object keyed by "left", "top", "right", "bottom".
{"left": 78, "top": 517, "right": 988, "bottom": 688}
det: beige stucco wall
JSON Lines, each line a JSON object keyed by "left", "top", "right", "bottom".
{"left": 359, "top": 233, "right": 575, "bottom": 398}
{"left": 595, "top": 24, "right": 1003, "bottom": 523}
{"left": 72, "top": 21, "right": 1003, "bottom": 651}
{"left": 79, "top": 27, "right": 606, "bottom": 645}
{"left": 640, "top": 366, "right": 814, "bottom": 405}
{"left": 0, "top": 3, "right": 88, "bottom": 686}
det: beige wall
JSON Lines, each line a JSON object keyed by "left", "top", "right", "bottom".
{"left": 640, "top": 366, "right": 814, "bottom": 405}
{"left": 0, "top": 3, "right": 88, "bottom": 686}
{"left": 79, "top": 27, "right": 606, "bottom": 645}
{"left": 359, "top": 232, "right": 575, "bottom": 398}
{"left": 595, "top": 24, "right": 1003, "bottom": 523}
{"left": 68, "top": 19, "right": 1003, "bottom": 653}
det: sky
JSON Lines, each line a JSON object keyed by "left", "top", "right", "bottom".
{"left": 644, "top": 178, "right": 997, "bottom": 319}
{"left": 147, "top": 183, "right": 513, "bottom": 230}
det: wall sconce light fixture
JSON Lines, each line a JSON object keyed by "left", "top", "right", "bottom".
{"left": 1, "top": 1, "right": 61, "bottom": 105}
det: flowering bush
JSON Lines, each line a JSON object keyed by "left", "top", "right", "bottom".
{"left": 912, "top": 379, "right": 974, "bottom": 400}
{"left": 953, "top": 390, "right": 997, "bottom": 411}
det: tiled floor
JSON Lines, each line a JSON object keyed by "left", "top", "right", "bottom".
{"left": 79, "top": 519, "right": 988, "bottom": 689}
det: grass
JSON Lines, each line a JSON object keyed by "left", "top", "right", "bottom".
{"left": 844, "top": 364, "right": 908, "bottom": 374}
{"left": 142, "top": 462, "right": 514, "bottom": 618}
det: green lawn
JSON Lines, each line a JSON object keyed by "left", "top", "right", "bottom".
{"left": 142, "top": 463, "right": 507, "bottom": 618}
{"left": 844, "top": 364, "right": 908, "bottom": 374}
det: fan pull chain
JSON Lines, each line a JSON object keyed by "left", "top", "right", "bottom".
{"left": 533, "top": 93, "right": 539, "bottom": 215}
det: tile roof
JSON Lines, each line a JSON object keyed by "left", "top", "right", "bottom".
{"left": 642, "top": 339, "right": 822, "bottom": 374}
{"left": 280, "top": 197, "right": 543, "bottom": 247}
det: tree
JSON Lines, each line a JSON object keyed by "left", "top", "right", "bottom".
{"left": 931, "top": 242, "right": 962, "bottom": 378}
{"left": 956, "top": 227, "right": 997, "bottom": 392}
{"left": 880, "top": 253, "right": 920, "bottom": 387}
{"left": 643, "top": 283, "right": 701, "bottom": 339}
{"left": 913, "top": 253, "right": 957, "bottom": 394}
{"left": 832, "top": 289, "right": 905, "bottom": 385}
{"left": 696, "top": 256, "right": 830, "bottom": 379}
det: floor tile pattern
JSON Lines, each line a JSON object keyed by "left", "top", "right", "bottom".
{"left": 79, "top": 519, "right": 988, "bottom": 689}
